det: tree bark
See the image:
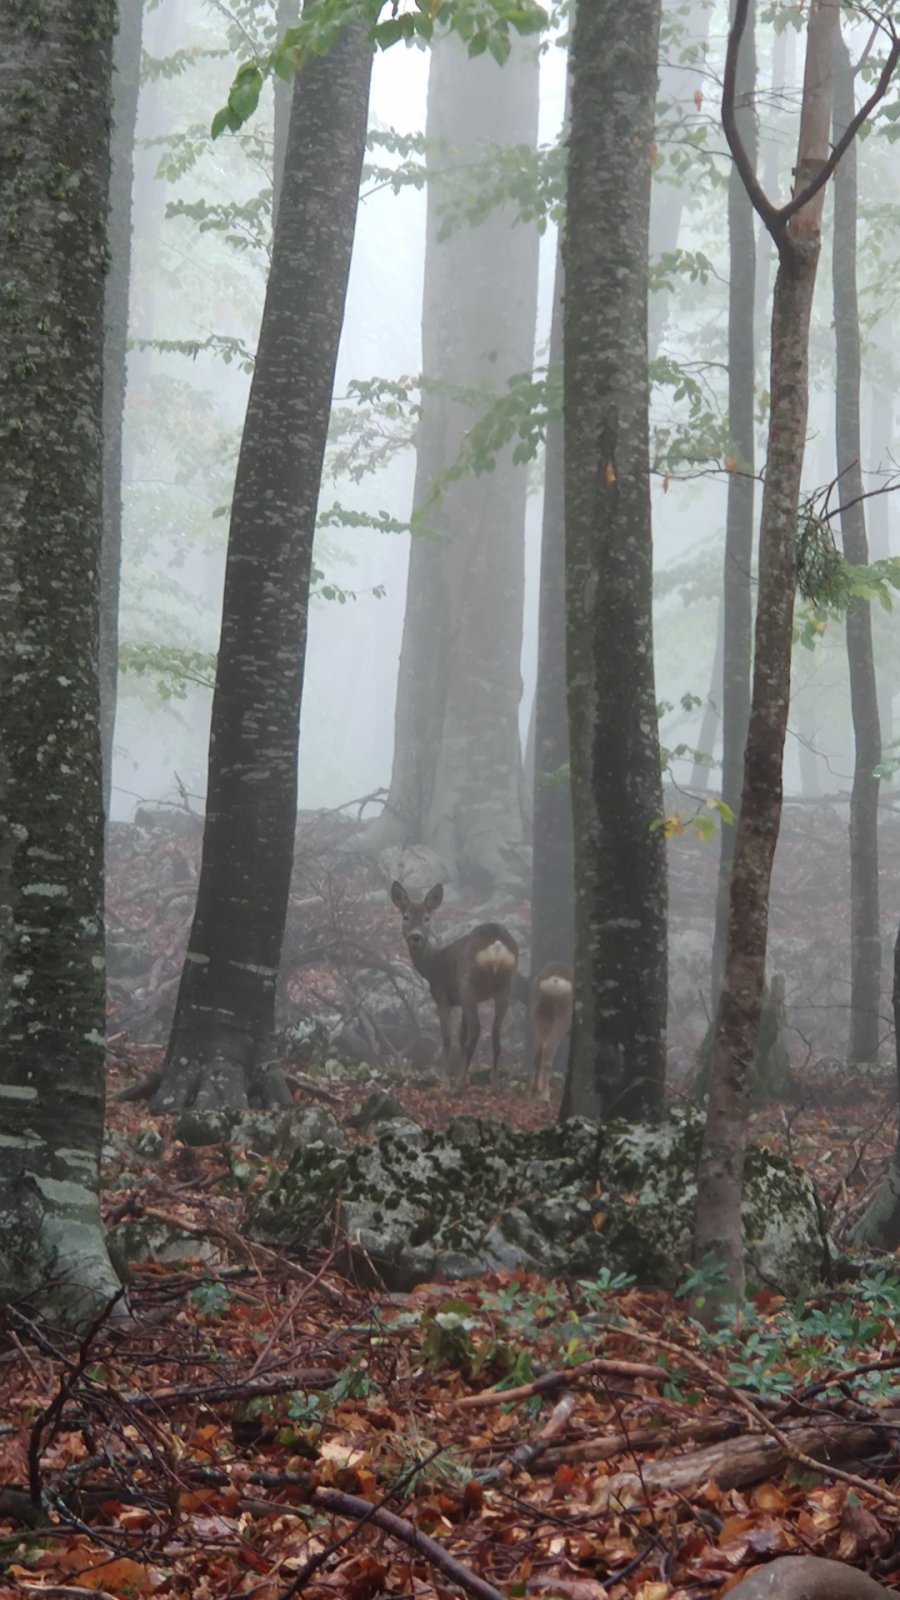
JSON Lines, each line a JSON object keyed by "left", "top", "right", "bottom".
{"left": 152, "top": 22, "right": 374, "bottom": 1113}
{"left": 648, "top": 0, "right": 713, "bottom": 361}
{"left": 561, "top": 0, "right": 668, "bottom": 1123}
{"left": 833, "top": 27, "right": 882, "bottom": 1067}
{"left": 530, "top": 236, "right": 574, "bottom": 985}
{"left": 867, "top": 389, "right": 894, "bottom": 748}
{"left": 101, "top": 0, "right": 144, "bottom": 822}
{"left": 850, "top": 921, "right": 900, "bottom": 1248}
{"left": 367, "top": 32, "right": 540, "bottom": 893}
{"left": 695, "top": 0, "right": 843, "bottom": 1307}
{"left": 272, "top": 0, "right": 298, "bottom": 230}
{"left": 0, "top": 0, "right": 121, "bottom": 1325}
{"left": 709, "top": 0, "right": 757, "bottom": 1001}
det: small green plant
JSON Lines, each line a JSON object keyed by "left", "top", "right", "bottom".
{"left": 190, "top": 1280, "right": 231, "bottom": 1319}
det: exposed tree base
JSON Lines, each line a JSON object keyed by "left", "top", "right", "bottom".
{"left": 0, "top": 1208, "right": 125, "bottom": 1332}
{"left": 727, "top": 1556, "right": 895, "bottom": 1600}
{"left": 850, "top": 1144, "right": 900, "bottom": 1251}
{"left": 150, "top": 1032, "right": 293, "bottom": 1114}
{"left": 114, "top": 1067, "right": 163, "bottom": 1103}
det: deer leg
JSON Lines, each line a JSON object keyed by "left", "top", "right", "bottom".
{"left": 436, "top": 1001, "right": 455, "bottom": 1090}
{"left": 491, "top": 988, "right": 510, "bottom": 1088}
{"left": 530, "top": 1027, "right": 546, "bottom": 1098}
{"left": 458, "top": 990, "right": 480, "bottom": 1090}
{"left": 539, "top": 1014, "right": 569, "bottom": 1102}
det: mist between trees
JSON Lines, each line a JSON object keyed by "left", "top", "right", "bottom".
{"left": 2, "top": 0, "right": 900, "bottom": 1342}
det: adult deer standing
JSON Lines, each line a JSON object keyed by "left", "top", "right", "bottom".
{"left": 530, "top": 962, "right": 573, "bottom": 1102}
{"left": 391, "top": 881, "right": 518, "bottom": 1090}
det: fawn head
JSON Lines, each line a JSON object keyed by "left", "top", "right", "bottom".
{"left": 391, "top": 880, "right": 443, "bottom": 953}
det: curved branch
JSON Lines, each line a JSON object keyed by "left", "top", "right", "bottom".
{"left": 723, "top": 4, "right": 900, "bottom": 254}
{"left": 779, "top": 29, "right": 900, "bottom": 228}
{"left": 721, "top": 0, "right": 780, "bottom": 236}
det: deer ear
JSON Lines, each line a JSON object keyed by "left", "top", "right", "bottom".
{"left": 423, "top": 883, "right": 444, "bottom": 912}
{"left": 391, "top": 880, "right": 409, "bottom": 910}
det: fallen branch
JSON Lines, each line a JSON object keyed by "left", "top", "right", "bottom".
{"left": 613, "top": 1323, "right": 900, "bottom": 1509}
{"left": 481, "top": 1390, "right": 577, "bottom": 1486}
{"left": 601, "top": 1414, "right": 897, "bottom": 1500}
{"left": 540, "top": 1411, "right": 740, "bottom": 1468}
{"left": 456, "top": 1354, "right": 667, "bottom": 1407}
{"left": 311, "top": 1485, "right": 507, "bottom": 1600}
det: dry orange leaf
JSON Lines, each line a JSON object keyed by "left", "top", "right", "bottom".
{"left": 754, "top": 1483, "right": 786, "bottom": 1512}
{"left": 693, "top": 88, "right": 704, "bottom": 110}
{"left": 603, "top": 462, "right": 617, "bottom": 487}
{"left": 71, "top": 1557, "right": 163, "bottom": 1594}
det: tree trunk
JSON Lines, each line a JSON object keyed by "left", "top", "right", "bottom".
{"left": 561, "top": 0, "right": 668, "bottom": 1124}
{"left": 101, "top": 0, "right": 143, "bottom": 823}
{"left": 689, "top": 600, "right": 724, "bottom": 793}
{"left": 0, "top": 0, "right": 121, "bottom": 1325}
{"left": 695, "top": 0, "right": 842, "bottom": 1307}
{"left": 648, "top": 0, "right": 713, "bottom": 361}
{"left": 867, "top": 389, "right": 894, "bottom": 748}
{"left": 367, "top": 32, "right": 540, "bottom": 893}
{"left": 272, "top": 0, "right": 298, "bottom": 230}
{"left": 530, "top": 238, "right": 574, "bottom": 985}
{"left": 152, "top": 23, "right": 373, "bottom": 1113}
{"left": 833, "top": 27, "right": 882, "bottom": 1068}
{"left": 850, "top": 921, "right": 900, "bottom": 1248}
{"left": 709, "top": 0, "right": 757, "bottom": 1001}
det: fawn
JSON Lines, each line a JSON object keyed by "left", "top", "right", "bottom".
{"left": 391, "top": 881, "right": 519, "bottom": 1090}
{"left": 530, "top": 962, "right": 573, "bottom": 1102}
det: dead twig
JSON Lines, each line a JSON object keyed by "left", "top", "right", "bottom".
{"left": 455, "top": 1353, "right": 667, "bottom": 1407}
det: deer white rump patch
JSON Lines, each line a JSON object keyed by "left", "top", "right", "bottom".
{"left": 538, "top": 974, "right": 573, "bottom": 998}
{"left": 474, "top": 940, "right": 516, "bottom": 973}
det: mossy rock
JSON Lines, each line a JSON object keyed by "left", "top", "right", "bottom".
{"left": 248, "top": 1108, "right": 831, "bottom": 1296}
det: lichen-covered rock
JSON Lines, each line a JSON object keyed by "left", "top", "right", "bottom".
{"left": 173, "top": 1105, "right": 345, "bottom": 1157}
{"left": 249, "top": 1108, "right": 832, "bottom": 1295}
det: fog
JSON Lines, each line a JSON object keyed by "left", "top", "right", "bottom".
{"left": 113, "top": 1, "right": 897, "bottom": 823}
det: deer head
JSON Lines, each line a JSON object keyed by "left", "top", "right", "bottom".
{"left": 391, "top": 880, "right": 443, "bottom": 957}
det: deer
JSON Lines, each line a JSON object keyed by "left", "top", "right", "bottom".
{"left": 391, "top": 881, "right": 518, "bottom": 1091}
{"left": 530, "top": 961, "right": 573, "bottom": 1103}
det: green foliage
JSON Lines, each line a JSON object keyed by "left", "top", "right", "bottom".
{"left": 677, "top": 1273, "right": 900, "bottom": 1407}
{"left": 794, "top": 509, "right": 900, "bottom": 651}
{"left": 119, "top": 642, "right": 216, "bottom": 700}
{"left": 214, "top": 0, "right": 549, "bottom": 138}
{"left": 190, "top": 1280, "right": 232, "bottom": 1319}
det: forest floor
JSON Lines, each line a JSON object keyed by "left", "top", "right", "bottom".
{"left": 4, "top": 803, "right": 900, "bottom": 1599}
{"left": 2, "top": 1057, "right": 899, "bottom": 1600}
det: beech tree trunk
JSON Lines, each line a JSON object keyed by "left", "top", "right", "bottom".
{"left": 101, "top": 0, "right": 144, "bottom": 821}
{"left": 709, "top": 0, "right": 757, "bottom": 1001}
{"left": 695, "top": 0, "right": 870, "bottom": 1307}
{"left": 368, "top": 32, "right": 540, "bottom": 892}
{"left": 648, "top": 0, "right": 713, "bottom": 361}
{"left": 0, "top": 0, "right": 121, "bottom": 1325}
{"left": 833, "top": 27, "right": 882, "bottom": 1067}
{"left": 530, "top": 239, "right": 574, "bottom": 987}
{"left": 152, "top": 23, "right": 373, "bottom": 1112}
{"left": 561, "top": 0, "right": 668, "bottom": 1123}
{"left": 851, "top": 921, "right": 900, "bottom": 1248}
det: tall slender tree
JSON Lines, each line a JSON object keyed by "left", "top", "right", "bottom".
{"left": 0, "top": 0, "right": 121, "bottom": 1324}
{"left": 367, "top": 31, "right": 540, "bottom": 892}
{"left": 833, "top": 25, "right": 882, "bottom": 1068}
{"left": 151, "top": 20, "right": 374, "bottom": 1112}
{"left": 530, "top": 241, "right": 574, "bottom": 987}
{"left": 710, "top": 0, "right": 757, "bottom": 1002}
{"left": 694, "top": 0, "right": 900, "bottom": 1307}
{"left": 562, "top": 0, "right": 668, "bottom": 1123}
